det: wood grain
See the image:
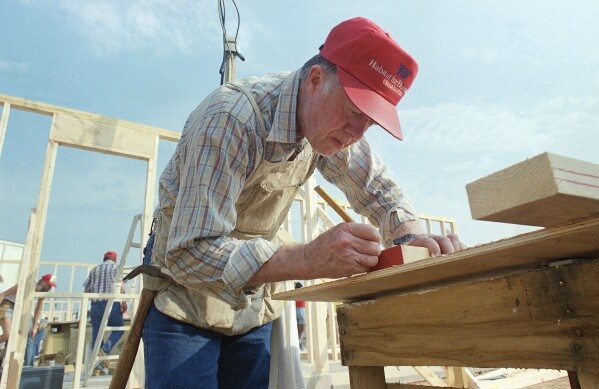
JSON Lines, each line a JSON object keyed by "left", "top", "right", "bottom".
{"left": 274, "top": 215, "right": 599, "bottom": 303}
{"left": 336, "top": 259, "right": 599, "bottom": 372}
{"left": 466, "top": 153, "right": 599, "bottom": 227}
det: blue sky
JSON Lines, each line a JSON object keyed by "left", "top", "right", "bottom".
{"left": 1, "top": 0, "right": 599, "bottom": 278}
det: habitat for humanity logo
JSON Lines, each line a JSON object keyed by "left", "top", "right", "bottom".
{"left": 369, "top": 60, "right": 411, "bottom": 97}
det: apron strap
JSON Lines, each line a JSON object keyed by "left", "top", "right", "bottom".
{"left": 227, "top": 82, "right": 268, "bottom": 152}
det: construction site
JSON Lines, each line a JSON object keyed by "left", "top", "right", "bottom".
{"left": 1, "top": 1, "right": 599, "bottom": 389}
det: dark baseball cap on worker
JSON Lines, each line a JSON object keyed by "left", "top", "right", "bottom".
{"left": 104, "top": 251, "right": 118, "bottom": 261}
{"left": 41, "top": 273, "right": 57, "bottom": 288}
{"left": 319, "top": 17, "right": 418, "bottom": 141}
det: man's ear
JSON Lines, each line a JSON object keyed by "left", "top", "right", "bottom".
{"left": 306, "top": 65, "right": 326, "bottom": 94}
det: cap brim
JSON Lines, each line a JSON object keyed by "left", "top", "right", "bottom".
{"left": 337, "top": 68, "right": 403, "bottom": 141}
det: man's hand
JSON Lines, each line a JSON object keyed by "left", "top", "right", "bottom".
{"left": 120, "top": 301, "right": 128, "bottom": 315}
{"left": 248, "top": 223, "right": 381, "bottom": 286}
{"left": 406, "top": 233, "right": 466, "bottom": 256}
{"left": 303, "top": 222, "right": 381, "bottom": 278}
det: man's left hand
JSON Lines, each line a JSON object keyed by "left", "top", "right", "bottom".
{"left": 407, "top": 233, "right": 466, "bottom": 256}
{"left": 120, "top": 301, "right": 128, "bottom": 314}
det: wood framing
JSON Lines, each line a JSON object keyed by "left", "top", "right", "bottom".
{"left": 0, "top": 93, "right": 180, "bottom": 389}
{"left": 466, "top": 152, "right": 599, "bottom": 227}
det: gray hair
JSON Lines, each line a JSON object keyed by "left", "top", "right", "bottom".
{"left": 300, "top": 55, "right": 340, "bottom": 94}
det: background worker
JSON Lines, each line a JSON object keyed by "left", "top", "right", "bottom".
{"left": 0, "top": 276, "right": 15, "bottom": 349}
{"left": 83, "top": 250, "right": 127, "bottom": 355}
{"left": 143, "top": 17, "right": 466, "bottom": 388}
{"left": 295, "top": 282, "right": 307, "bottom": 351}
{"left": 0, "top": 273, "right": 57, "bottom": 366}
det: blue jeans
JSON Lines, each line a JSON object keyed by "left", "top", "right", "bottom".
{"left": 142, "top": 302, "right": 272, "bottom": 389}
{"left": 90, "top": 301, "right": 123, "bottom": 353}
{"left": 24, "top": 318, "right": 45, "bottom": 366}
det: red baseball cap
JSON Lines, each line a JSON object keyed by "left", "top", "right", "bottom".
{"left": 41, "top": 273, "right": 57, "bottom": 288}
{"left": 320, "top": 17, "right": 418, "bottom": 140}
{"left": 104, "top": 251, "right": 118, "bottom": 261}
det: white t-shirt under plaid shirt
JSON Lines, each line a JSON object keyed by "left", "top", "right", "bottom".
{"left": 83, "top": 260, "right": 117, "bottom": 301}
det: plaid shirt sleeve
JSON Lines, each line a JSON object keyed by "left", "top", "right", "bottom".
{"left": 83, "top": 268, "right": 94, "bottom": 290}
{"left": 158, "top": 87, "right": 277, "bottom": 309}
{"left": 317, "top": 137, "right": 419, "bottom": 247}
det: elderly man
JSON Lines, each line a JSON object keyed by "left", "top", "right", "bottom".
{"left": 143, "top": 17, "right": 465, "bottom": 388}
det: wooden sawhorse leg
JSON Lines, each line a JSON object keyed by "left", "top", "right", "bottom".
{"left": 348, "top": 366, "right": 386, "bottom": 389}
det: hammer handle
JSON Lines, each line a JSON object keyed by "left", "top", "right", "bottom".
{"left": 109, "top": 288, "right": 156, "bottom": 389}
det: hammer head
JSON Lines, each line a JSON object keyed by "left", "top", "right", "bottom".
{"left": 124, "top": 264, "right": 175, "bottom": 284}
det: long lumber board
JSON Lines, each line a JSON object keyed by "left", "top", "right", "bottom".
{"left": 274, "top": 215, "right": 599, "bottom": 303}
{"left": 466, "top": 152, "right": 599, "bottom": 227}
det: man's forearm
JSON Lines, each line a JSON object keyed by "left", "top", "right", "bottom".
{"left": 247, "top": 220, "right": 424, "bottom": 288}
{"left": 32, "top": 298, "right": 44, "bottom": 325}
{"left": 0, "top": 284, "right": 19, "bottom": 300}
{"left": 247, "top": 244, "right": 308, "bottom": 286}
{"left": 247, "top": 222, "right": 384, "bottom": 286}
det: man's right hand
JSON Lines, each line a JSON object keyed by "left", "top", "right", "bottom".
{"left": 303, "top": 222, "right": 381, "bottom": 278}
{"left": 247, "top": 223, "right": 381, "bottom": 287}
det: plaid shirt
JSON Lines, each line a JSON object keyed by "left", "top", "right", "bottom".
{"left": 83, "top": 260, "right": 118, "bottom": 301}
{"left": 157, "top": 70, "right": 417, "bottom": 308}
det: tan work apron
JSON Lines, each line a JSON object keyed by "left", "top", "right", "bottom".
{"left": 147, "top": 83, "right": 318, "bottom": 335}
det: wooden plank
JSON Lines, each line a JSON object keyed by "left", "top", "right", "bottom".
{"left": 0, "top": 102, "right": 9, "bottom": 158}
{"left": 480, "top": 370, "right": 567, "bottom": 389}
{"left": 466, "top": 153, "right": 599, "bottom": 227}
{"left": 413, "top": 366, "right": 447, "bottom": 387}
{"left": 51, "top": 113, "right": 157, "bottom": 160}
{"left": 577, "top": 371, "right": 599, "bottom": 388}
{"left": 348, "top": 366, "right": 386, "bottom": 389}
{"left": 336, "top": 259, "right": 599, "bottom": 372}
{"left": 274, "top": 215, "right": 599, "bottom": 303}
{"left": 445, "top": 367, "right": 466, "bottom": 388}
{"left": 0, "top": 93, "right": 180, "bottom": 142}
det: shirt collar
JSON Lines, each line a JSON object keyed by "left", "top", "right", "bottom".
{"left": 267, "top": 70, "right": 302, "bottom": 144}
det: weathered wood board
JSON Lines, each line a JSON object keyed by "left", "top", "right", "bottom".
{"left": 337, "top": 258, "right": 599, "bottom": 372}
{"left": 466, "top": 152, "right": 599, "bottom": 227}
{"left": 274, "top": 215, "right": 599, "bottom": 303}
